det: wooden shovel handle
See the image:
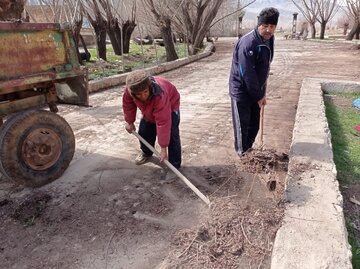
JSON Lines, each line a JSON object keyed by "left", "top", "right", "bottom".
{"left": 260, "top": 105, "right": 264, "bottom": 146}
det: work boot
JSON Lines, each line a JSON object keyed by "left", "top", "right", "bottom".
{"left": 134, "top": 153, "right": 151, "bottom": 165}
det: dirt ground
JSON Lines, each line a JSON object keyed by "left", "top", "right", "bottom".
{"left": 1, "top": 38, "right": 360, "bottom": 269}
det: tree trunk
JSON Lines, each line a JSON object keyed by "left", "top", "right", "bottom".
{"left": 92, "top": 23, "right": 107, "bottom": 61}
{"left": 190, "top": 27, "right": 208, "bottom": 55}
{"left": 72, "top": 19, "right": 83, "bottom": 63}
{"left": 122, "top": 20, "right": 136, "bottom": 54}
{"left": 108, "top": 30, "right": 121, "bottom": 55}
{"left": 346, "top": 20, "right": 360, "bottom": 40}
{"left": 160, "top": 17, "right": 178, "bottom": 62}
{"left": 0, "top": 1, "right": 11, "bottom": 19}
{"left": 84, "top": 0, "right": 108, "bottom": 61}
{"left": 107, "top": 19, "right": 136, "bottom": 55}
{"left": 343, "top": 23, "right": 349, "bottom": 35}
{"left": 72, "top": 20, "right": 82, "bottom": 48}
{"left": 319, "top": 21, "right": 326, "bottom": 39}
{"left": 107, "top": 18, "right": 122, "bottom": 56}
{"left": 310, "top": 23, "right": 316, "bottom": 39}
{"left": 1, "top": 0, "right": 24, "bottom": 20}
{"left": 182, "top": 0, "right": 224, "bottom": 55}
{"left": 79, "top": 34, "right": 90, "bottom": 62}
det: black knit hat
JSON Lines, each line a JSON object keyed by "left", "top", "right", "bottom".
{"left": 126, "top": 70, "right": 151, "bottom": 93}
{"left": 258, "top": 7, "right": 279, "bottom": 26}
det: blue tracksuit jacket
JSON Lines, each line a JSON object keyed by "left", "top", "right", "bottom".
{"left": 229, "top": 28, "right": 274, "bottom": 103}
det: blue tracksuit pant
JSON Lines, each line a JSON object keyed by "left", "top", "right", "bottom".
{"left": 231, "top": 98, "right": 260, "bottom": 156}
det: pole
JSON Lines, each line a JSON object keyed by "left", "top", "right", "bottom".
{"left": 259, "top": 105, "right": 264, "bottom": 147}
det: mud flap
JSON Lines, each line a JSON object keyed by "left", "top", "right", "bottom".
{"left": 55, "top": 74, "right": 89, "bottom": 106}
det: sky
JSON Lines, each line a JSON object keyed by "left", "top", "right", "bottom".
{"left": 242, "top": 0, "right": 345, "bottom": 30}
{"left": 242, "top": 0, "right": 299, "bottom": 29}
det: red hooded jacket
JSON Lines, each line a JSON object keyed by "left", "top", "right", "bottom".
{"left": 122, "top": 76, "right": 180, "bottom": 148}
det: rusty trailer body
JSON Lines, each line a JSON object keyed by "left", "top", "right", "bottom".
{"left": 0, "top": 21, "right": 89, "bottom": 187}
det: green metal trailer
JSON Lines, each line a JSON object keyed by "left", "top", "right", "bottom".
{"left": 0, "top": 21, "right": 89, "bottom": 187}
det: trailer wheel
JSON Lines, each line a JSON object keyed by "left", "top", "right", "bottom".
{"left": 0, "top": 110, "right": 75, "bottom": 187}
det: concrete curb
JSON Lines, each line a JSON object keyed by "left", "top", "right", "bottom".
{"left": 88, "top": 43, "right": 215, "bottom": 93}
{"left": 270, "top": 78, "right": 360, "bottom": 269}
{"left": 305, "top": 38, "right": 360, "bottom": 45}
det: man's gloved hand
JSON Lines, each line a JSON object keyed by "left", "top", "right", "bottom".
{"left": 125, "top": 123, "right": 136, "bottom": 133}
{"left": 159, "top": 147, "right": 168, "bottom": 163}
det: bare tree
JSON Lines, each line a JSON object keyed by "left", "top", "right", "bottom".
{"left": 98, "top": 0, "right": 136, "bottom": 55}
{"left": 142, "top": 0, "right": 178, "bottom": 61}
{"left": 64, "top": 0, "right": 88, "bottom": 61}
{"left": 343, "top": 0, "right": 360, "bottom": 40}
{"left": 315, "top": 0, "right": 339, "bottom": 39}
{"left": 142, "top": 0, "right": 228, "bottom": 56}
{"left": 299, "top": 21, "right": 309, "bottom": 38}
{"left": 337, "top": 14, "right": 350, "bottom": 35}
{"left": 207, "top": 3, "right": 236, "bottom": 37}
{"left": 137, "top": 0, "right": 254, "bottom": 60}
{"left": 0, "top": 0, "right": 26, "bottom": 20}
{"left": 180, "top": 0, "right": 225, "bottom": 55}
{"left": 0, "top": 1, "right": 11, "bottom": 20}
{"left": 292, "top": 0, "right": 319, "bottom": 38}
{"left": 343, "top": 21, "right": 349, "bottom": 35}
{"left": 209, "top": 0, "right": 255, "bottom": 37}
{"left": 26, "top": 0, "right": 87, "bottom": 61}
{"left": 122, "top": 18, "right": 137, "bottom": 53}
{"left": 178, "top": 0, "right": 255, "bottom": 54}
{"left": 82, "top": 0, "right": 107, "bottom": 60}
{"left": 26, "top": 0, "right": 68, "bottom": 22}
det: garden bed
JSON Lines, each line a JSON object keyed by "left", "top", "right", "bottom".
{"left": 324, "top": 92, "right": 360, "bottom": 267}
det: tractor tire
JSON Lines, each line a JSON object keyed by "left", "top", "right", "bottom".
{"left": 0, "top": 109, "right": 75, "bottom": 187}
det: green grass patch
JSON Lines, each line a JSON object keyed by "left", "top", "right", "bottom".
{"left": 325, "top": 94, "right": 360, "bottom": 183}
{"left": 349, "top": 225, "right": 360, "bottom": 269}
{"left": 85, "top": 42, "right": 188, "bottom": 80}
{"left": 325, "top": 93, "right": 360, "bottom": 268}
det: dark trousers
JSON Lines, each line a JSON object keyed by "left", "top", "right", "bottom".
{"left": 231, "top": 99, "right": 260, "bottom": 155}
{"left": 138, "top": 111, "right": 181, "bottom": 168}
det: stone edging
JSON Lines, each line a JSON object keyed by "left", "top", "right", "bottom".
{"left": 270, "top": 78, "right": 360, "bottom": 269}
{"left": 306, "top": 38, "right": 360, "bottom": 45}
{"left": 88, "top": 43, "right": 215, "bottom": 93}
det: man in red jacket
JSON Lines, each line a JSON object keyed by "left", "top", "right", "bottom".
{"left": 123, "top": 70, "right": 181, "bottom": 169}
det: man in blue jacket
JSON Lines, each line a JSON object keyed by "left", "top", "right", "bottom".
{"left": 229, "top": 7, "right": 279, "bottom": 156}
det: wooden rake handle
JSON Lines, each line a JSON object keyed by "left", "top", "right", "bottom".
{"left": 132, "top": 131, "right": 210, "bottom": 205}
